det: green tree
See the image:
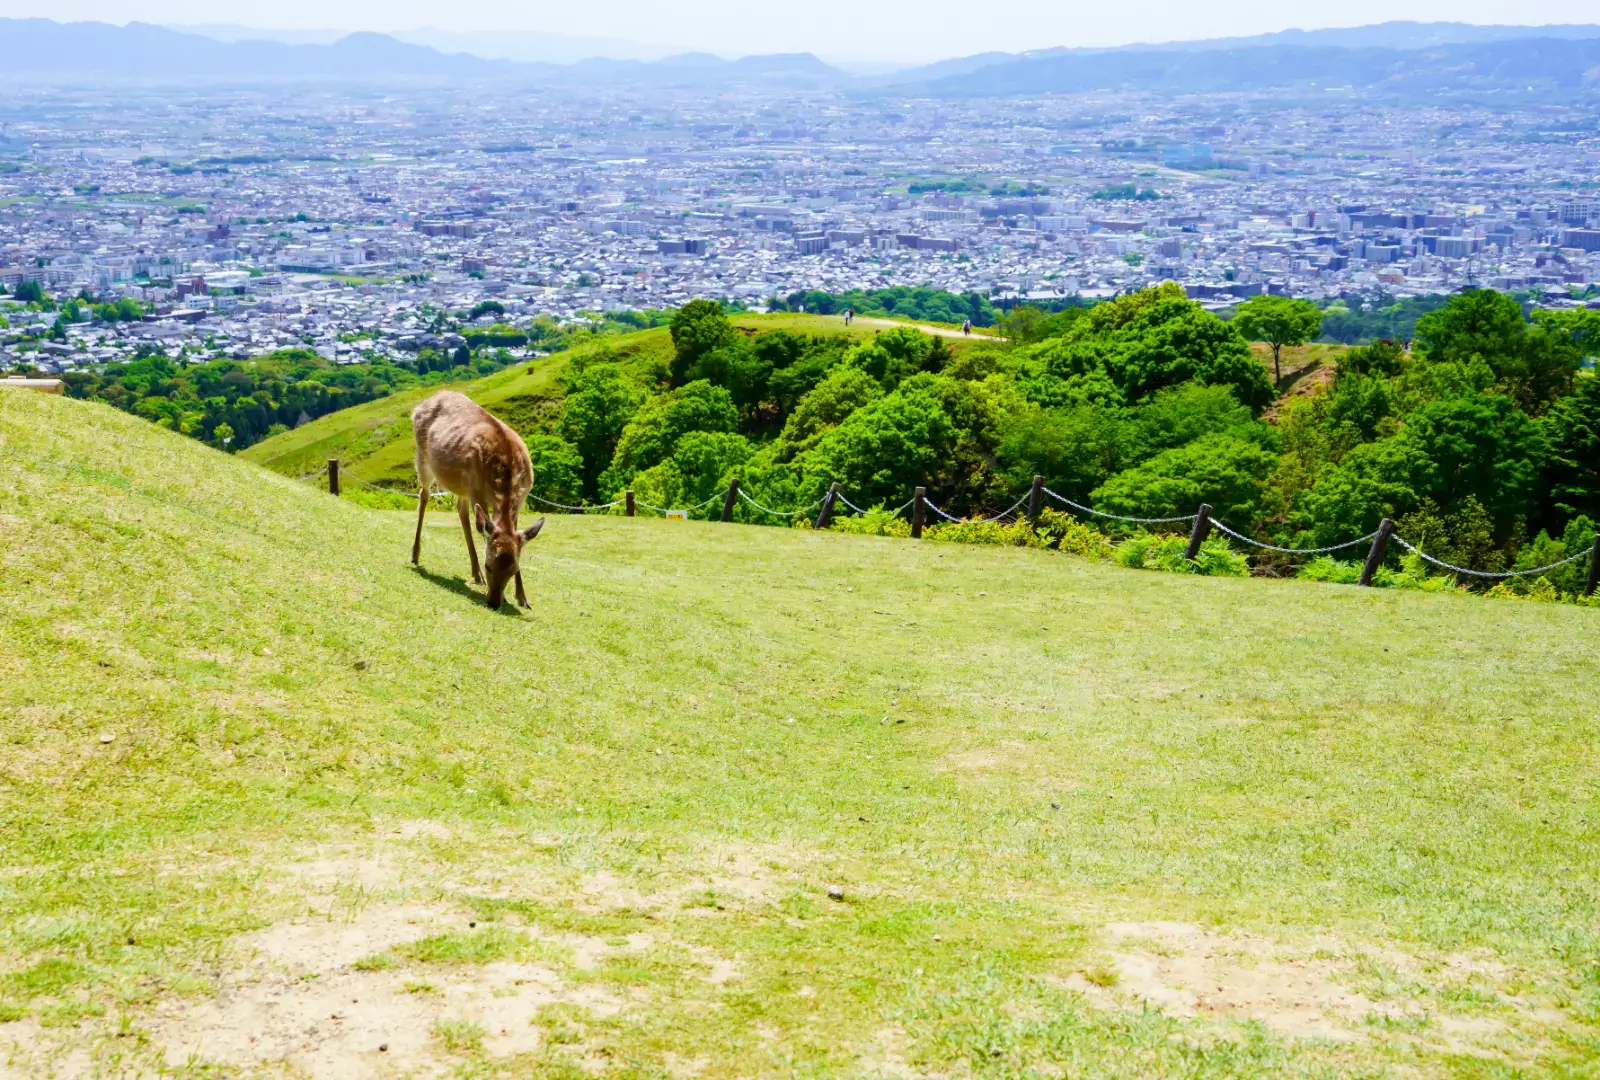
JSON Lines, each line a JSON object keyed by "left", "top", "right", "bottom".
{"left": 1092, "top": 433, "right": 1279, "bottom": 526}
{"left": 556, "top": 364, "right": 647, "bottom": 496}
{"left": 1413, "top": 289, "right": 1525, "bottom": 370}
{"left": 669, "top": 299, "right": 734, "bottom": 384}
{"left": 1338, "top": 340, "right": 1405, "bottom": 379}
{"left": 1294, "top": 394, "right": 1545, "bottom": 548}
{"left": 1411, "top": 290, "right": 1581, "bottom": 414}
{"left": 1511, "top": 515, "right": 1596, "bottom": 595}
{"left": 1017, "top": 285, "right": 1274, "bottom": 411}
{"left": 776, "top": 366, "right": 883, "bottom": 461}
{"left": 523, "top": 434, "right": 585, "bottom": 507}
{"left": 995, "top": 402, "right": 1137, "bottom": 503}
{"left": 672, "top": 431, "right": 753, "bottom": 508}
{"left": 1130, "top": 383, "right": 1259, "bottom": 457}
{"left": 212, "top": 422, "right": 235, "bottom": 449}
{"left": 797, "top": 380, "right": 958, "bottom": 506}
{"left": 998, "top": 305, "right": 1088, "bottom": 345}
{"left": 1231, "top": 295, "right": 1323, "bottom": 385}
{"left": 766, "top": 336, "right": 851, "bottom": 417}
{"left": 605, "top": 380, "right": 739, "bottom": 486}
{"left": 1543, "top": 370, "right": 1600, "bottom": 522}
{"left": 685, "top": 339, "right": 771, "bottom": 416}
{"left": 843, "top": 328, "right": 934, "bottom": 391}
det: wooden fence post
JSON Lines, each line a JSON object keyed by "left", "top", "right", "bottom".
{"left": 814, "top": 481, "right": 840, "bottom": 530}
{"left": 1183, "top": 503, "right": 1212, "bottom": 561}
{"left": 912, "top": 487, "right": 926, "bottom": 539}
{"left": 721, "top": 478, "right": 740, "bottom": 523}
{"left": 1359, "top": 518, "right": 1396, "bottom": 587}
{"left": 625, "top": 490, "right": 635, "bottom": 517}
{"left": 1587, "top": 533, "right": 1600, "bottom": 597}
{"left": 328, "top": 459, "right": 340, "bottom": 496}
{"left": 1027, "top": 475, "right": 1044, "bottom": 527}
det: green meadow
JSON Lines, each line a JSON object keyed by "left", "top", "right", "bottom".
{"left": 2, "top": 386, "right": 1599, "bottom": 1077}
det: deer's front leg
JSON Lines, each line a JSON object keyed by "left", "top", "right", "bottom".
{"left": 458, "top": 502, "right": 484, "bottom": 585}
{"left": 514, "top": 570, "right": 529, "bottom": 609}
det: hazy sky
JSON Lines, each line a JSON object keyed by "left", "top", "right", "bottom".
{"left": 9, "top": 0, "right": 1599, "bottom": 63}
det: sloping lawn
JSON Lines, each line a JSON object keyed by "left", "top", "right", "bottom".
{"left": 2, "top": 388, "right": 1598, "bottom": 1077}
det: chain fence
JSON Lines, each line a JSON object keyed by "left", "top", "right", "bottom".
{"left": 1208, "top": 518, "right": 1381, "bottom": 556}
{"left": 294, "top": 460, "right": 1600, "bottom": 591}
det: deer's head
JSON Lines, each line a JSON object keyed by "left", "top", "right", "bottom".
{"left": 475, "top": 507, "right": 544, "bottom": 609}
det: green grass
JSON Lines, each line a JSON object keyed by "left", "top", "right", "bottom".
{"left": 4, "top": 388, "right": 1600, "bottom": 1076}
{"left": 241, "top": 313, "right": 994, "bottom": 487}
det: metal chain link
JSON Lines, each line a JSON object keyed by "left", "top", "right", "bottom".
{"left": 833, "top": 491, "right": 871, "bottom": 515}
{"left": 635, "top": 489, "right": 730, "bottom": 515}
{"left": 343, "top": 473, "right": 451, "bottom": 501}
{"left": 738, "top": 490, "right": 823, "bottom": 517}
{"left": 344, "top": 473, "right": 397, "bottom": 493}
{"left": 1040, "top": 486, "right": 1198, "bottom": 525}
{"left": 1392, "top": 535, "right": 1593, "bottom": 579}
{"left": 921, "top": 491, "right": 1032, "bottom": 524}
{"left": 832, "top": 492, "right": 915, "bottom": 517}
{"left": 530, "top": 494, "right": 623, "bottom": 512}
{"left": 1208, "top": 517, "right": 1380, "bottom": 556}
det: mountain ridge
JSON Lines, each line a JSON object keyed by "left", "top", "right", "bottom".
{"left": 4, "top": 17, "right": 1600, "bottom": 97}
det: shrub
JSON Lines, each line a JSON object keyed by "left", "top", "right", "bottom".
{"left": 826, "top": 505, "right": 912, "bottom": 538}
{"left": 1298, "top": 556, "right": 1363, "bottom": 585}
{"left": 1297, "top": 552, "right": 1458, "bottom": 591}
{"left": 924, "top": 518, "right": 1044, "bottom": 548}
{"left": 923, "top": 509, "right": 1113, "bottom": 557}
{"left": 1114, "top": 534, "right": 1249, "bottom": 576}
{"left": 825, "top": 506, "right": 1115, "bottom": 558}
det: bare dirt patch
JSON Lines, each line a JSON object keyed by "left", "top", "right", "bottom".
{"left": 1071, "top": 921, "right": 1380, "bottom": 1040}
{"left": 1060, "top": 921, "right": 1537, "bottom": 1048}
{"left": 143, "top": 903, "right": 623, "bottom": 1078}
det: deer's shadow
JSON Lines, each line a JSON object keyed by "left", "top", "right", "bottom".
{"left": 409, "top": 564, "right": 524, "bottom": 616}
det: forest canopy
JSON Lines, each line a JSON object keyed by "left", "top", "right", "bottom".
{"left": 515, "top": 286, "right": 1598, "bottom": 592}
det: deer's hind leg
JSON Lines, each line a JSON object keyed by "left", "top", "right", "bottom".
{"left": 411, "top": 464, "right": 431, "bottom": 566}
{"left": 458, "top": 500, "right": 484, "bottom": 585}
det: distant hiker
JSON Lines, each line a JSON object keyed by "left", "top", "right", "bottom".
{"left": 844, "top": 308, "right": 853, "bottom": 325}
{"left": 961, "top": 318, "right": 972, "bottom": 336}
{"left": 411, "top": 390, "right": 544, "bottom": 610}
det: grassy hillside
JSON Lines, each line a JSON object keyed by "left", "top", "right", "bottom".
{"left": 4, "top": 389, "right": 1600, "bottom": 1077}
{"left": 241, "top": 313, "right": 994, "bottom": 487}
{"left": 237, "top": 329, "right": 666, "bottom": 485}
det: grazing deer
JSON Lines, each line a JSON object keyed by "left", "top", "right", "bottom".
{"left": 410, "top": 390, "right": 544, "bottom": 609}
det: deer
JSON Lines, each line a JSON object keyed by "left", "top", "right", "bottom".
{"left": 410, "top": 390, "right": 544, "bottom": 610}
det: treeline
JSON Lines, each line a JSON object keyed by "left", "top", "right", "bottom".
{"left": 767, "top": 287, "right": 999, "bottom": 327}
{"left": 1316, "top": 294, "right": 1456, "bottom": 345}
{"left": 58, "top": 348, "right": 498, "bottom": 450}
{"left": 25, "top": 308, "right": 672, "bottom": 451}
{"left": 519, "top": 287, "right": 1598, "bottom": 597}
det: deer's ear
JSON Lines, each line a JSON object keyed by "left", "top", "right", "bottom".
{"left": 474, "top": 504, "right": 490, "bottom": 535}
{"left": 522, "top": 517, "right": 545, "bottom": 542}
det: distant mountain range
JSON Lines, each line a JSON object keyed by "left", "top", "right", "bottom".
{"left": 3, "top": 18, "right": 1600, "bottom": 99}
{"left": 172, "top": 23, "right": 674, "bottom": 64}
{"left": 890, "top": 37, "right": 1600, "bottom": 99}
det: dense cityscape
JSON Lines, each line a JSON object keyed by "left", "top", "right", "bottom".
{"left": 3, "top": 75, "right": 1600, "bottom": 372}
